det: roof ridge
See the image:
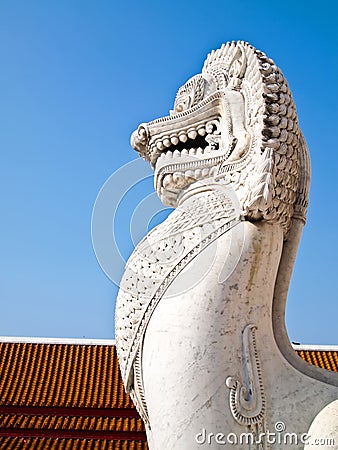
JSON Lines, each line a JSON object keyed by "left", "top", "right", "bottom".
{"left": 0, "top": 336, "right": 116, "bottom": 345}
{"left": 292, "top": 344, "right": 338, "bottom": 351}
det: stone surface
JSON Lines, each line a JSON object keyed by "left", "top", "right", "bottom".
{"left": 115, "top": 41, "right": 338, "bottom": 449}
{"left": 304, "top": 400, "right": 338, "bottom": 449}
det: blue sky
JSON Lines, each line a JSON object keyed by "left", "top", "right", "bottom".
{"left": 0, "top": 1, "right": 337, "bottom": 344}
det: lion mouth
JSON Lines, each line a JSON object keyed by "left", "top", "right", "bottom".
{"left": 152, "top": 117, "right": 225, "bottom": 168}
{"left": 153, "top": 131, "right": 208, "bottom": 154}
{"left": 130, "top": 92, "right": 227, "bottom": 166}
{"left": 130, "top": 90, "right": 251, "bottom": 206}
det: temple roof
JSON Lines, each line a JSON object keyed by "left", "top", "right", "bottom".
{"left": 0, "top": 338, "right": 147, "bottom": 449}
{"left": 293, "top": 344, "right": 338, "bottom": 372}
{"left": 0, "top": 337, "right": 337, "bottom": 449}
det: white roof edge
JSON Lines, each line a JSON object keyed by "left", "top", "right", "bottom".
{"left": 0, "top": 336, "right": 116, "bottom": 346}
{"left": 292, "top": 344, "right": 338, "bottom": 351}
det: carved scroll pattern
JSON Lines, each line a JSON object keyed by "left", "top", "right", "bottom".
{"left": 226, "top": 324, "right": 269, "bottom": 450}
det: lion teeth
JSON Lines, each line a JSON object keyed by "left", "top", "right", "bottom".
{"left": 197, "top": 126, "right": 206, "bottom": 136}
{"left": 152, "top": 118, "right": 221, "bottom": 158}
{"left": 163, "top": 137, "right": 171, "bottom": 148}
{"left": 187, "top": 129, "right": 197, "bottom": 140}
{"left": 209, "top": 167, "right": 217, "bottom": 177}
{"left": 185, "top": 170, "right": 195, "bottom": 178}
{"left": 163, "top": 174, "right": 173, "bottom": 188}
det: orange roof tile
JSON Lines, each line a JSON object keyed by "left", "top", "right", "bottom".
{"left": 0, "top": 342, "right": 133, "bottom": 408}
{"left": 0, "top": 341, "right": 147, "bottom": 449}
{"left": 0, "top": 437, "right": 148, "bottom": 449}
{"left": 295, "top": 348, "right": 338, "bottom": 372}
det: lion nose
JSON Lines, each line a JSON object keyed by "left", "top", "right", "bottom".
{"left": 130, "top": 123, "right": 149, "bottom": 158}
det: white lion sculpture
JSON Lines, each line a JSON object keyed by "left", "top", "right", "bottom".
{"left": 115, "top": 41, "right": 338, "bottom": 449}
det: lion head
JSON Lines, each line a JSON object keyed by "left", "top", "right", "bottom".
{"left": 130, "top": 41, "right": 310, "bottom": 237}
